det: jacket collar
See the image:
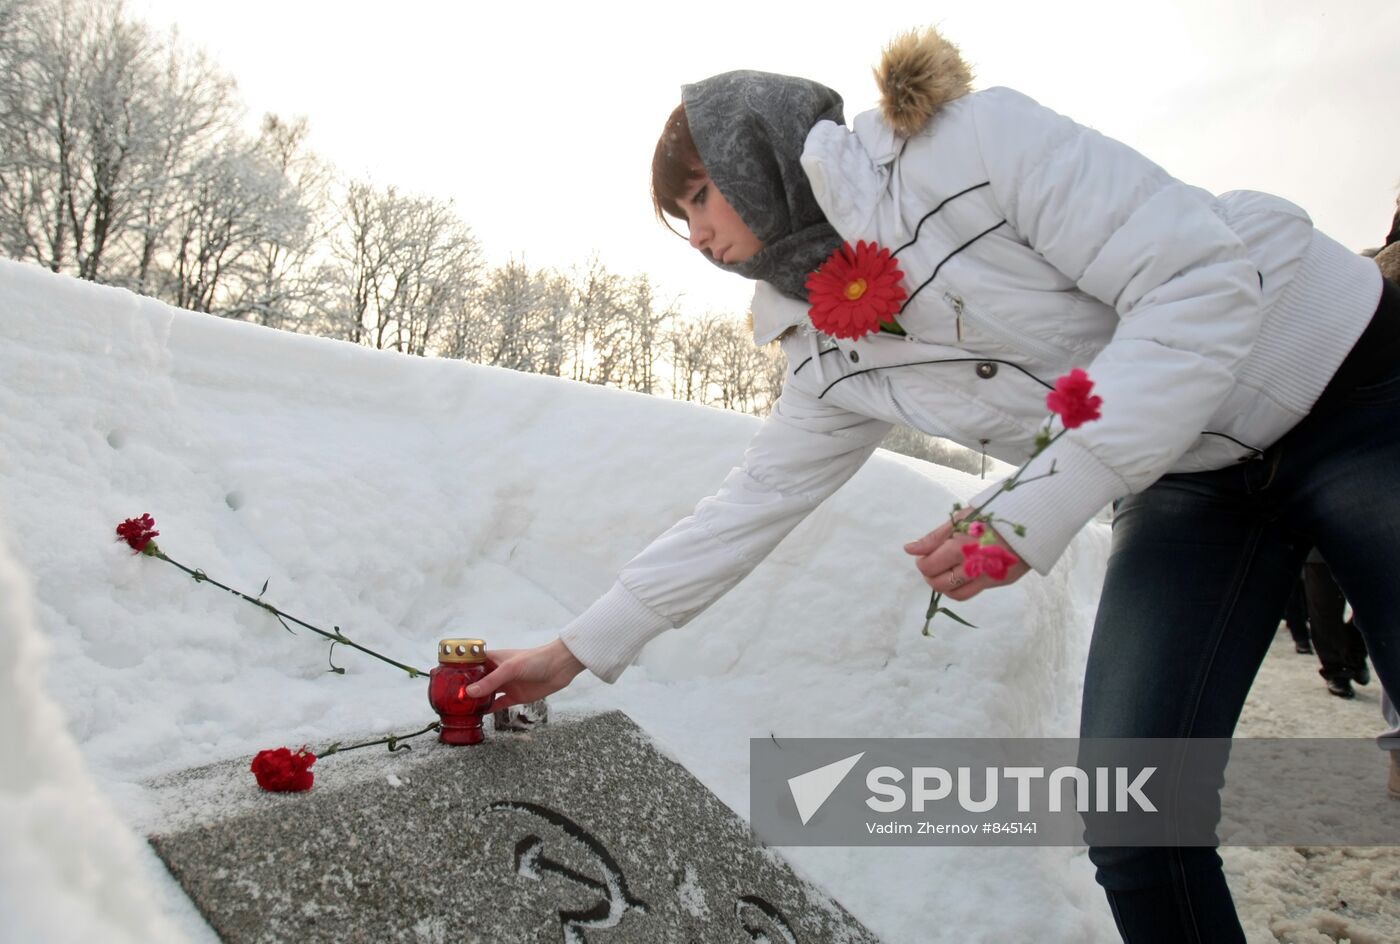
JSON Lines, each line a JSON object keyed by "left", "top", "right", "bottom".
{"left": 749, "top": 280, "right": 809, "bottom": 345}
{"left": 800, "top": 109, "right": 896, "bottom": 245}
{"left": 749, "top": 109, "right": 899, "bottom": 346}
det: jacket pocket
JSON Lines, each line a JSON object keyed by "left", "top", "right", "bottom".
{"left": 944, "top": 291, "right": 1071, "bottom": 365}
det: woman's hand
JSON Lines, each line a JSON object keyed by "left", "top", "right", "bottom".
{"left": 469, "top": 638, "right": 587, "bottom": 712}
{"left": 904, "top": 518, "right": 1030, "bottom": 601}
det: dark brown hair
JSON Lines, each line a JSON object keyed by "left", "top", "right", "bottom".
{"left": 651, "top": 103, "right": 705, "bottom": 236}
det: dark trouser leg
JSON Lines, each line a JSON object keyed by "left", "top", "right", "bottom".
{"left": 1282, "top": 573, "right": 1310, "bottom": 649}
{"left": 1304, "top": 561, "right": 1367, "bottom": 681}
{"left": 1080, "top": 467, "right": 1302, "bottom": 944}
{"left": 1282, "top": 574, "right": 1310, "bottom": 647}
{"left": 1080, "top": 335, "right": 1400, "bottom": 943}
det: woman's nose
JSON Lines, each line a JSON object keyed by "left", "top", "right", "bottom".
{"left": 688, "top": 219, "right": 709, "bottom": 250}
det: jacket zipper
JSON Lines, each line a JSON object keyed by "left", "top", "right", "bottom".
{"left": 945, "top": 292, "right": 1070, "bottom": 365}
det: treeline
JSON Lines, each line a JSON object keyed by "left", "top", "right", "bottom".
{"left": 0, "top": 0, "right": 983, "bottom": 474}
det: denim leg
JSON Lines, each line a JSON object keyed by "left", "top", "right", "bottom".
{"left": 1268, "top": 366, "right": 1400, "bottom": 700}
{"left": 1081, "top": 348, "right": 1400, "bottom": 942}
{"left": 1079, "top": 469, "right": 1304, "bottom": 943}
{"left": 1082, "top": 472, "right": 1303, "bottom": 742}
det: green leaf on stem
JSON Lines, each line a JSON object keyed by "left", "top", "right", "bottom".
{"left": 327, "top": 641, "right": 345, "bottom": 675}
{"left": 258, "top": 578, "right": 269, "bottom": 599}
{"left": 935, "top": 606, "right": 978, "bottom": 628}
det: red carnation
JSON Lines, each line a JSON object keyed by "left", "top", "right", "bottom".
{"left": 251, "top": 746, "right": 316, "bottom": 792}
{"left": 1046, "top": 368, "right": 1102, "bottom": 429}
{"left": 116, "top": 514, "right": 160, "bottom": 554}
{"left": 961, "top": 542, "right": 1021, "bottom": 581}
{"left": 805, "top": 240, "right": 908, "bottom": 340}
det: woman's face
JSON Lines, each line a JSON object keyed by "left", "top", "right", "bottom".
{"left": 675, "top": 175, "right": 764, "bottom": 264}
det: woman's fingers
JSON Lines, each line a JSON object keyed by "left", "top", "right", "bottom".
{"left": 467, "top": 657, "right": 519, "bottom": 698}
{"left": 903, "top": 519, "right": 953, "bottom": 556}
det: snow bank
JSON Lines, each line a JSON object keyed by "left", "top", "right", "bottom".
{"left": 0, "top": 530, "right": 185, "bottom": 943}
{"left": 0, "top": 259, "right": 1116, "bottom": 942}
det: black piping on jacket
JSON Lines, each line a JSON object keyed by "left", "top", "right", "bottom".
{"left": 781, "top": 179, "right": 1268, "bottom": 464}
{"left": 814, "top": 356, "right": 1054, "bottom": 400}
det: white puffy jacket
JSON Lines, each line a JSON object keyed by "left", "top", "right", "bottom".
{"left": 560, "top": 73, "right": 1382, "bottom": 684}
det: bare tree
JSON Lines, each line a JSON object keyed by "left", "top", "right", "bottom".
{"left": 557, "top": 259, "right": 673, "bottom": 391}
{"left": 615, "top": 275, "right": 673, "bottom": 394}
{"left": 0, "top": 0, "right": 241, "bottom": 286}
{"left": 474, "top": 259, "right": 552, "bottom": 370}
{"left": 1, "top": 0, "right": 151, "bottom": 277}
{"left": 326, "top": 181, "right": 481, "bottom": 352}
{"left": 153, "top": 137, "right": 311, "bottom": 315}
{"left": 120, "top": 36, "right": 239, "bottom": 294}
{"left": 708, "top": 317, "right": 776, "bottom": 413}
{"left": 564, "top": 255, "right": 624, "bottom": 384}
{"left": 666, "top": 312, "right": 724, "bottom": 403}
{"left": 230, "top": 115, "right": 335, "bottom": 331}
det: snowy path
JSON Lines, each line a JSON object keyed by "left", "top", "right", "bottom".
{"left": 1230, "top": 630, "right": 1399, "bottom": 944}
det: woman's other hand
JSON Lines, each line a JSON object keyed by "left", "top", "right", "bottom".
{"left": 904, "top": 518, "right": 1030, "bottom": 601}
{"left": 469, "top": 638, "right": 587, "bottom": 712}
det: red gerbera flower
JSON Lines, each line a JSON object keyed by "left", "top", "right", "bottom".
{"left": 805, "top": 240, "right": 908, "bottom": 340}
{"left": 251, "top": 746, "right": 316, "bottom": 792}
{"left": 1046, "top": 368, "right": 1103, "bottom": 429}
{"left": 961, "top": 542, "right": 1021, "bottom": 581}
{"left": 115, "top": 514, "right": 160, "bottom": 554}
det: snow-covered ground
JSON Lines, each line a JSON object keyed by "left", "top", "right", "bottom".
{"left": 0, "top": 259, "right": 1393, "bottom": 944}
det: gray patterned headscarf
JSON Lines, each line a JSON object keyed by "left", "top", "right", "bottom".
{"left": 681, "top": 70, "right": 845, "bottom": 301}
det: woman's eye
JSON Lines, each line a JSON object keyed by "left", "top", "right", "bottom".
{"left": 693, "top": 185, "right": 707, "bottom": 206}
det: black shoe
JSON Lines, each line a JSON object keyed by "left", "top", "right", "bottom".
{"left": 1327, "top": 677, "right": 1356, "bottom": 699}
{"left": 1352, "top": 664, "right": 1371, "bottom": 686}
{"left": 1295, "top": 643, "right": 1313, "bottom": 655}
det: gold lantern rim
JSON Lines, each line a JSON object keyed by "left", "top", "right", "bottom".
{"left": 437, "top": 638, "right": 488, "bottom": 664}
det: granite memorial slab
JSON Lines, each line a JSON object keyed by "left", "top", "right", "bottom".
{"left": 145, "top": 710, "right": 880, "bottom": 943}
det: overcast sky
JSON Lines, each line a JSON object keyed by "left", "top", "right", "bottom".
{"left": 132, "top": 0, "right": 1400, "bottom": 319}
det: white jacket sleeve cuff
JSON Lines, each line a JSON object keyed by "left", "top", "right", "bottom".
{"left": 558, "top": 581, "right": 673, "bottom": 684}
{"left": 968, "top": 435, "right": 1126, "bottom": 574}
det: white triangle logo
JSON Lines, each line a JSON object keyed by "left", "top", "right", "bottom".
{"left": 787, "top": 752, "right": 865, "bottom": 825}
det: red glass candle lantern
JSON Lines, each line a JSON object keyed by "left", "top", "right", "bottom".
{"left": 428, "top": 638, "right": 497, "bottom": 745}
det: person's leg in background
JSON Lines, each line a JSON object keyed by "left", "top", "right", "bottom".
{"left": 1303, "top": 558, "right": 1371, "bottom": 698}
{"left": 1282, "top": 571, "right": 1312, "bottom": 653}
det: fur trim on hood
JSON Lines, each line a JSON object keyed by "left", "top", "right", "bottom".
{"left": 875, "top": 28, "right": 974, "bottom": 137}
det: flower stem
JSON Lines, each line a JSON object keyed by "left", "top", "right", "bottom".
{"left": 921, "top": 427, "right": 1069, "bottom": 633}
{"left": 150, "top": 550, "right": 431, "bottom": 678}
{"left": 319, "top": 721, "right": 442, "bottom": 758}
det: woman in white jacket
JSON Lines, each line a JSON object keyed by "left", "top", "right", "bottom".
{"left": 471, "top": 29, "right": 1397, "bottom": 942}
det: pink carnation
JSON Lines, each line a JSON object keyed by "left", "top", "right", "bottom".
{"left": 961, "top": 542, "right": 1021, "bottom": 581}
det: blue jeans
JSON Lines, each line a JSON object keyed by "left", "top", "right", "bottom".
{"left": 1079, "top": 286, "right": 1400, "bottom": 942}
